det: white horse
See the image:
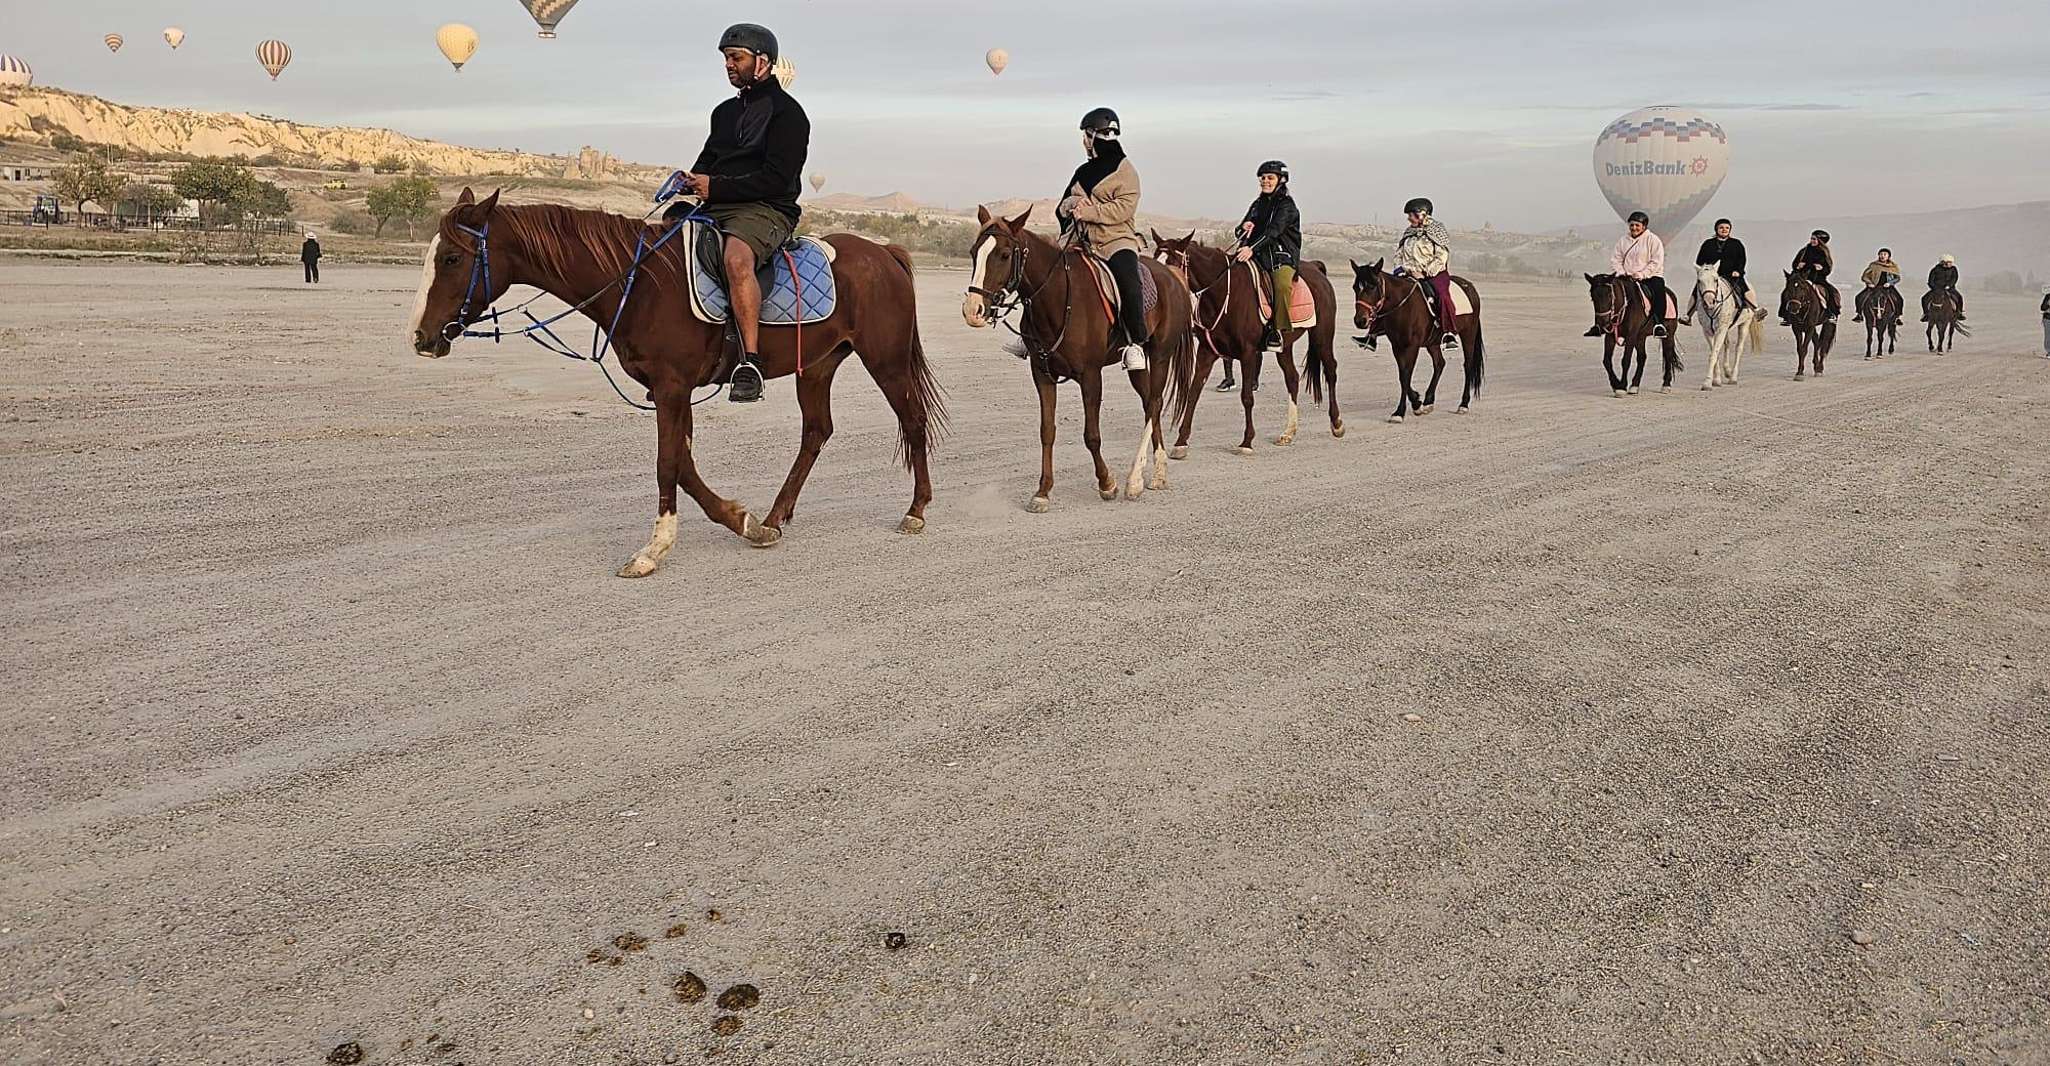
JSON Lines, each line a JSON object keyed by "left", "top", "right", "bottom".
{"left": 1692, "top": 263, "right": 1764, "bottom": 390}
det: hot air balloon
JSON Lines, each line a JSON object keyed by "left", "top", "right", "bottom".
{"left": 772, "top": 56, "right": 795, "bottom": 90}
{"left": 985, "top": 48, "right": 1009, "bottom": 76}
{"left": 436, "top": 24, "right": 479, "bottom": 71}
{"left": 104, "top": 34, "right": 125, "bottom": 54}
{"left": 163, "top": 27, "right": 185, "bottom": 50}
{"left": 256, "top": 39, "right": 292, "bottom": 80}
{"left": 0, "top": 55, "right": 32, "bottom": 88}
{"left": 809, "top": 173, "right": 825, "bottom": 193}
{"left": 1591, "top": 106, "right": 1730, "bottom": 241}
{"left": 520, "top": 0, "right": 581, "bottom": 39}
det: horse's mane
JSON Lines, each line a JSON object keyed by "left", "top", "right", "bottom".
{"left": 448, "top": 202, "right": 689, "bottom": 291}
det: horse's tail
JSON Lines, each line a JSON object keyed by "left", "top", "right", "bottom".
{"left": 884, "top": 244, "right": 949, "bottom": 465}
{"left": 1747, "top": 313, "right": 1765, "bottom": 354}
{"left": 1466, "top": 317, "right": 1486, "bottom": 399}
{"left": 1819, "top": 319, "right": 1838, "bottom": 356}
{"left": 1301, "top": 276, "right": 1333, "bottom": 404}
{"left": 1166, "top": 322, "right": 1199, "bottom": 432}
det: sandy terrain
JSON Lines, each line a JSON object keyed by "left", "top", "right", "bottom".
{"left": 3, "top": 258, "right": 2048, "bottom": 1066}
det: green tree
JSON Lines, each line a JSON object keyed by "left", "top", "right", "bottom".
{"left": 373, "top": 153, "right": 410, "bottom": 175}
{"left": 365, "top": 176, "right": 439, "bottom": 238}
{"left": 53, "top": 151, "right": 125, "bottom": 216}
{"left": 173, "top": 161, "right": 258, "bottom": 222}
{"left": 116, "top": 181, "right": 184, "bottom": 220}
{"left": 235, "top": 179, "right": 293, "bottom": 220}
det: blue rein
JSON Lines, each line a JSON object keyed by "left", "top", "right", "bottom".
{"left": 444, "top": 209, "right": 712, "bottom": 410}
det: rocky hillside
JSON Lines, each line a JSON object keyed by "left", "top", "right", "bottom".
{"left": 0, "top": 85, "right": 662, "bottom": 181}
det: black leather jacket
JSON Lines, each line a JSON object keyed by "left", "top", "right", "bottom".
{"left": 1241, "top": 190, "right": 1301, "bottom": 269}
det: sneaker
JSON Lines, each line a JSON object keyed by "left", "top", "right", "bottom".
{"left": 1442, "top": 333, "right": 1460, "bottom": 350}
{"left": 1121, "top": 344, "right": 1149, "bottom": 371}
{"left": 1677, "top": 315, "right": 1692, "bottom": 326}
{"left": 1215, "top": 377, "right": 1237, "bottom": 392}
{"left": 728, "top": 357, "right": 765, "bottom": 403}
{"left": 1582, "top": 325, "right": 1603, "bottom": 338}
{"left": 1259, "top": 324, "right": 1282, "bottom": 349}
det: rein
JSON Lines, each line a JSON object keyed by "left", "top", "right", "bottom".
{"left": 1354, "top": 273, "right": 1420, "bottom": 342}
{"left": 974, "top": 231, "right": 1081, "bottom": 382}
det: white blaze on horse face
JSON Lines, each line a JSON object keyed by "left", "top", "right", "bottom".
{"left": 409, "top": 234, "right": 443, "bottom": 344}
{"left": 962, "top": 234, "right": 996, "bottom": 327}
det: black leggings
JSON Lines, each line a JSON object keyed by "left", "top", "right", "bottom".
{"left": 1107, "top": 249, "right": 1150, "bottom": 346}
{"left": 1636, "top": 276, "right": 1669, "bottom": 320}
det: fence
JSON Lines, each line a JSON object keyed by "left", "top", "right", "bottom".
{"left": 1, "top": 210, "right": 294, "bottom": 233}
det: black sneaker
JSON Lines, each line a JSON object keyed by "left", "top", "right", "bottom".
{"left": 1442, "top": 333, "right": 1460, "bottom": 350}
{"left": 1582, "top": 326, "right": 1604, "bottom": 338}
{"left": 1260, "top": 324, "right": 1282, "bottom": 349}
{"left": 1216, "top": 377, "right": 1237, "bottom": 392}
{"left": 728, "top": 357, "right": 765, "bottom": 403}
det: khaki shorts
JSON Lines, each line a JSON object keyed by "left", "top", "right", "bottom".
{"left": 705, "top": 201, "right": 796, "bottom": 265}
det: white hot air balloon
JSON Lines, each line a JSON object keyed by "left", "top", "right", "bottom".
{"left": 436, "top": 24, "right": 479, "bottom": 71}
{"left": 103, "top": 34, "right": 125, "bottom": 54}
{"left": 1591, "top": 106, "right": 1730, "bottom": 241}
{"left": 520, "top": 0, "right": 582, "bottom": 39}
{"left": 0, "top": 54, "right": 32, "bottom": 87}
{"left": 985, "top": 48, "right": 1009, "bottom": 76}
{"left": 256, "top": 39, "right": 292, "bottom": 80}
{"left": 163, "top": 27, "right": 185, "bottom": 50}
{"left": 772, "top": 56, "right": 795, "bottom": 90}
{"left": 809, "top": 173, "right": 825, "bottom": 193}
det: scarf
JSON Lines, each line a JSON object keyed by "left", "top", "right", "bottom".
{"left": 1065, "top": 138, "right": 1126, "bottom": 197}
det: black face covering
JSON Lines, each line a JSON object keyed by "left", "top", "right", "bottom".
{"left": 1067, "top": 137, "right": 1126, "bottom": 196}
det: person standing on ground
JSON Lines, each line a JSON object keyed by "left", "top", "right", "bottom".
{"left": 301, "top": 232, "right": 321, "bottom": 284}
{"left": 2040, "top": 284, "right": 2049, "bottom": 358}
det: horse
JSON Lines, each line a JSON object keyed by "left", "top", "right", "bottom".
{"left": 1150, "top": 231, "right": 1340, "bottom": 457}
{"left": 1778, "top": 271, "right": 1838, "bottom": 379}
{"left": 1692, "top": 262, "right": 1764, "bottom": 390}
{"left": 1584, "top": 273, "right": 1680, "bottom": 396}
{"left": 1855, "top": 284, "right": 1903, "bottom": 358}
{"left": 1348, "top": 259, "right": 1486, "bottom": 423}
{"left": 408, "top": 189, "right": 945, "bottom": 578}
{"left": 960, "top": 206, "right": 1195, "bottom": 512}
{"left": 1924, "top": 288, "right": 1966, "bottom": 353}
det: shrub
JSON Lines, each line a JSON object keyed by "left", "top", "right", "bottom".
{"left": 329, "top": 209, "right": 375, "bottom": 236}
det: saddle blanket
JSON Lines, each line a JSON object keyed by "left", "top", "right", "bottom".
{"left": 1251, "top": 263, "right": 1319, "bottom": 330}
{"left": 684, "top": 221, "right": 839, "bottom": 326}
{"left": 1402, "top": 272, "right": 1475, "bottom": 317}
{"left": 1081, "top": 251, "right": 1158, "bottom": 323}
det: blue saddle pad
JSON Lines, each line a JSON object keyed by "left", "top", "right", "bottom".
{"left": 687, "top": 223, "right": 838, "bottom": 326}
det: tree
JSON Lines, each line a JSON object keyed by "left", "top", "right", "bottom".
{"left": 173, "top": 161, "right": 258, "bottom": 222}
{"left": 116, "top": 181, "right": 184, "bottom": 220}
{"left": 365, "top": 176, "right": 439, "bottom": 238}
{"left": 235, "top": 179, "right": 293, "bottom": 220}
{"left": 53, "top": 152, "right": 125, "bottom": 216}
{"left": 373, "top": 153, "right": 410, "bottom": 175}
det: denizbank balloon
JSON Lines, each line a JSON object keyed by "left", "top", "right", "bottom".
{"left": 1592, "top": 106, "right": 1729, "bottom": 238}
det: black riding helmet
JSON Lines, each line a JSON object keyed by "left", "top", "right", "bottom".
{"left": 1403, "top": 197, "right": 1433, "bottom": 216}
{"left": 1811, "top": 229, "right": 1830, "bottom": 243}
{"left": 1080, "top": 107, "right": 1121, "bottom": 139}
{"left": 1257, "top": 160, "right": 1288, "bottom": 180}
{"left": 718, "top": 23, "right": 778, "bottom": 62}
{"left": 1627, "top": 210, "right": 1650, "bottom": 226}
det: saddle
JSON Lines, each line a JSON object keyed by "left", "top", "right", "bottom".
{"left": 1626, "top": 279, "right": 1677, "bottom": 320}
{"left": 1859, "top": 285, "right": 1903, "bottom": 319}
{"left": 1251, "top": 263, "right": 1319, "bottom": 330}
{"left": 1401, "top": 271, "right": 1475, "bottom": 318}
{"left": 684, "top": 220, "right": 839, "bottom": 327}
{"left": 1079, "top": 250, "right": 1158, "bottom": 327}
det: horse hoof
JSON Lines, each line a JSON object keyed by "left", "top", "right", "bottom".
{"left": 741, "top": 514, "right": 781, "bottom": 549}
{"left": 1100, "top": 487, "right": 1119, "bottom": 501}
{"left": 1386, "top": 415, "right": 1404, "bottom": 424}
{"left": 1455, "top": 406, "right": 1469, "bottom": 415}
{"left": 1417, "top": 404, "right": 1434, "bottom": 415}
{"left": 1272, "top": 435, "right": 1294, "bottom": 447}
{"left": 1627, "top": 387, "right": 1640, "bottom": 395}
{"left": 1701, "top": 383, "right": 1714, "bottom": 391}
{"left": 1234, "top": 445, "right": 1255, "bottom": 456}
{"left": 1025, "top": 496, "right": 1050, "bottom": 514}
{"left": 616, "top": 556, "right": 658, "bottom": 579}
{"left": 897, "top": 515, "right": 925, "bottom": 535}
{"left": 1332, "top": 422, "right": 1346, "bottom": 437}
{"left": 1147, "top": 477, "right": 1167, "bottom": 491}
{"left": 1660, "top": 385, "right": 1673, "bottom": 394}
{"left": 1168, "top": 445, "right": 1189, "bottom": 461}
{"left": 1794, "top": 373, "right": 1805, "bottom": 381}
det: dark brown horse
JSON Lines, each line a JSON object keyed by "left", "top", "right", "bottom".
{"left": 1584, "top": 273, "right": 1680, "bottom": 396}
{"left": 1924, "top": 288, "right": 1966, "bottom": 353}
{"left": 1856, "top": 285, "right": 1902, "bottom": 358}
{"left": 408, "top": 189, "right": 945, "bottom": 577}
{"left": 1778, "top": 272, "right": 1838, "bottom": 379}
{"left": 1352, "top": 259, "right": 1485, "bottom": 421}
{"left": 1150, "top": 232, "right": 1340, "bottom": 457}
{"left": 961, "top": 207, "right": 1194, "bottom": 511}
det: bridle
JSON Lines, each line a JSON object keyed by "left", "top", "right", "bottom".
{"left": 1353, "top": 269, "right": 1420, "bottom": 341}
{"left": 969, "top": 226, "right": 1079, "bottom": 380}
{"left": 1159, "top": 242, "right": 1237, "bottom": 354}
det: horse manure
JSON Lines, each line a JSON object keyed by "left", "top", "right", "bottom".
{"left": 607, "top": 955, "right": 624, "bottom": 967}
{"left": 715, "top": 984, "right": 760, "bottom": 1011}
{"left": 613, "top": 932, "right": 649, "bottom": 953}
{"left": 663, "top": 923, "right": 688, "bottom": 939}
{"left": 706, "top": 908, "right": 724, "bottom": 922}
{"left": 584, "top": 948, "right": 615, "bottom": 966}
{"left": 326, "top": 1042, "right": 365, "bottom": 1065}
{"left": 883, "top": 931, "right": 908, "bottom": 951}
{"left": 711, "top": 1015, "right": 743, "bottom": 1037}
{"left": 672, "top": 971, "right": 708, "bottom": 1005}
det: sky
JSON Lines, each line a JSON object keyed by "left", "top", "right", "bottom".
{"left": 10, "top": 0, "right": 2048, "bottom": 233}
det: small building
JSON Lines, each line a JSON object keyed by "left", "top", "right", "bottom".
{"left": 0, "top": 145, "right": 69, "bottom": 182}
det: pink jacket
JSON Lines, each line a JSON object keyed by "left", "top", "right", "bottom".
{"left": 1611, "top": 232, "right": 1665, "bottom": 278}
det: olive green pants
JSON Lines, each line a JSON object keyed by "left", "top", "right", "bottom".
{"left": 1269, "top": 265, "right": 1295, "bottom": 334}
{"left": 705, "top": 201, "right": 796, "bottom": 265}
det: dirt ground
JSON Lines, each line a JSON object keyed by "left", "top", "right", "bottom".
{"left": 3, "top": 258, "right": 2047, "bottom": 1066}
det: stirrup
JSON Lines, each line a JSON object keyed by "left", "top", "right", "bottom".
{"left": 727, "top": 357, "right": 765, "bottom": 403}
{"left": 1441, "top": 332, "right": 1460, "bottom": 349}
{"left": 1121, "top": 344, "right": 1149, "bottom": 371}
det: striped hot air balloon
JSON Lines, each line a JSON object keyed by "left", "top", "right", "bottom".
{"left": 772, "top": 56, "right": 795, "bottom": 90}
{"left": 436, "top": 24, "right": 479, "bottom": 71}
{"left": 163, "top": 27, "right": 185, "bottom": 50}
{"left": 104, "top": 33, "right": 125, "bottom": 54}
{"left": 520, "top": 0, "right": 581, "bottom": 39}
{"left": 0, "top": 54, "right": 32, "bottom": 87}
{"left": 1591, "top": 106, "right": 1731, "bottom": 241}
{"left": 256, "top": 39, "right": 292, "bottom": 80}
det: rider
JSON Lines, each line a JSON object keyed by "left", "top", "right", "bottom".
{"left": 1923, "top": 254, "right": 1965, "bottom": 322}
{"left": 1058, "top": 107, "right": 1150, "bottom": 371}
{"left": 1393, "top": 197, "right": 1459, "bottom": 350}
{"left": 1856, "top": 248, "right": 1903, "bottom": 322}
{"left": 1588, "top": 210, "right": 1668, "bottom": 338}
{"left": 1234, "top": 160, "right": 1302, "bottom": 352}
{"left": 669, "top": 23, "right": 810, "bottom": 404}
{"left": 1785, "top": 230, "right": 1840, "bottom": 323}
{"left": 1683, "top": 217, "right": 1749, "bottom": 324}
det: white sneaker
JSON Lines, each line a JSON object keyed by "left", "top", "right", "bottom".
{"left": 1121, "top": 344, "right": 1149, "bottom": 371}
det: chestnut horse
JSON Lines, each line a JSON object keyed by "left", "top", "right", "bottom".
{"left": 1584, "top": 273, "right": 1680, "bottom": 396}
{"left": 1350, "top": 259, "right": 1486, "bottom": 422}
{"left": 409, "top": 189, "right": 945, "bottom": 577}
{"left": 1778, "top": 271, "right": 1838, "bottom": 379}
{"left": 961, "top": 207, "right": 1194, "bottom": 511}
{"left": 1151, "top": 232, "right": 1340, "bottom": 456}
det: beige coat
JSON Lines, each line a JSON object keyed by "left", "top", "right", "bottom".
{"left": 1062, "top": 158, "right": 1142, "bottom": 258}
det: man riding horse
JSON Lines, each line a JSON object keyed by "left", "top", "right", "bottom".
{"left": 1393, "top": 197, "right": 1459, "bottom": 351}
{"left": 1856, "top": 247, "right": 1904, "bottom": 324}
{"left": 1683, "top": 218, "right": 1751, "bottom": 324}
{"left": 1586, "top": 210, "right": 1668, "bottom": 339}
{"left": 1923, "top": 254, "right": 1965, "bottom": 323}
{"left": 666, "top": 23, "right": 809, "bottom": 404}
{"left": 1785, "top": 229, "right": 1841, "bottom": 324}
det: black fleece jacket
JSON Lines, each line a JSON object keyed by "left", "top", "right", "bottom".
{"left": 1241, "top": 189, "right": 1302, "bottom": 269}
{"left": 690, "top": 77, "right": 810, "bottom": 223}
